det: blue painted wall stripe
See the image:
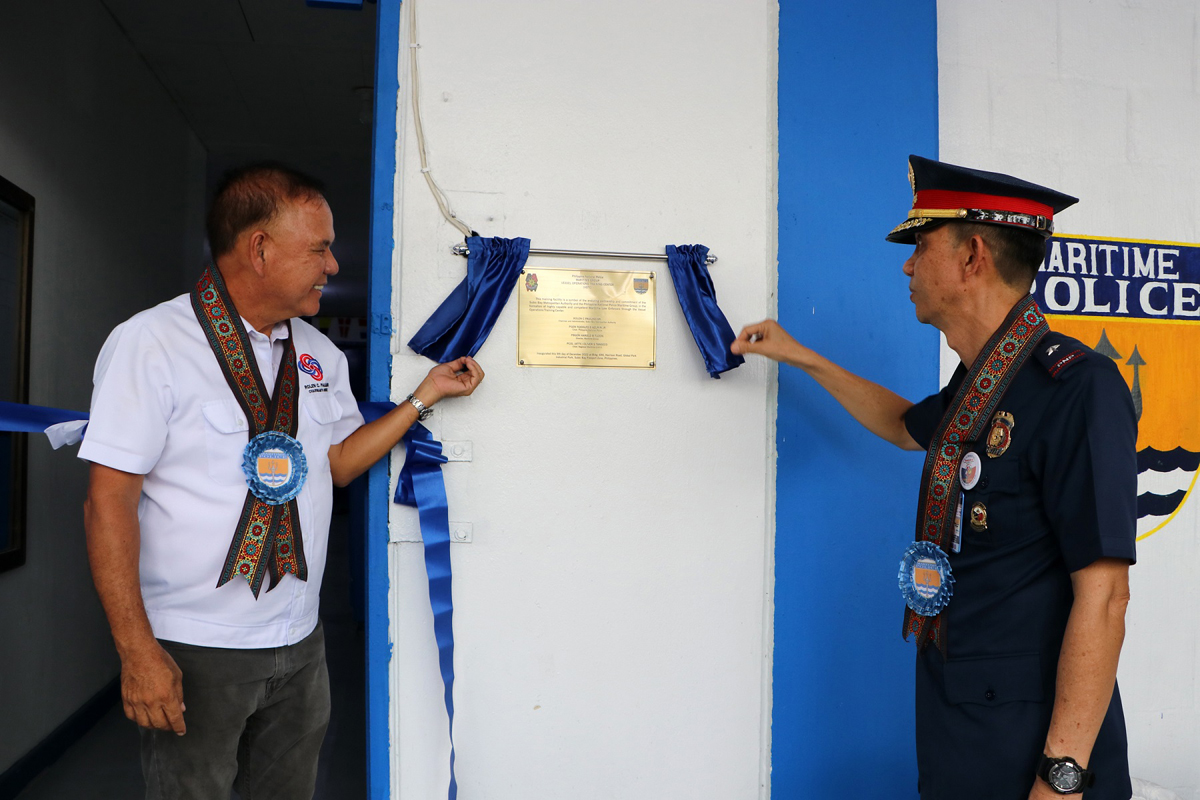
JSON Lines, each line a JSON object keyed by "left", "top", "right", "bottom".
{"left": 773, "top": 3, "right": 939, "bottom": 797}
{"left": 367, "top": 1, "right": 401, "bottom": 797}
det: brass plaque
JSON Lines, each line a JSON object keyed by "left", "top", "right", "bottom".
{"left": 517, "top": 267, "right": 656, "bottom": 369}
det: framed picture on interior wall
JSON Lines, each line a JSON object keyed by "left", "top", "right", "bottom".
{"left": 0, "top": 175, "right": 34, "bottom": 572}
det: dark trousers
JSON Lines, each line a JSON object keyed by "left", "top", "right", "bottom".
{"left": 141, "top": 622, "right": 331, "bottom": 800}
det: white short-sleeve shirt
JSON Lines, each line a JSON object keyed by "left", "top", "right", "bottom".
{"left": 79, "top": 294, "right": 365, "bottom": 648}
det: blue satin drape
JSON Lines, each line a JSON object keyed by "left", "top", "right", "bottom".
{"left": 665, "top": 244, "right": 744, "bottom": 378}
{"left": 408, "top": 236, "right": 531, "bottom": 362}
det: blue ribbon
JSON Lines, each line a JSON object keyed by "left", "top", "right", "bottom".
{"left": 357, "top": 401, "right": 395, "bottom": 424}
{"left": 1, "top": 400, "right": 393, "bottom": 437}
{"left": 0, "top": 400, "right": 88, "bottom": 433}
{"left": 408, "top": 236, "right": 531, "bottom": 362}
{"left": 665, "top": 244, "right": 745, "bottom": 378}
{"left": 339, "top": 401, "right": 461, "bottom": 797}
{"left": 393, "top": 421, "right": 458, "bottom": 800}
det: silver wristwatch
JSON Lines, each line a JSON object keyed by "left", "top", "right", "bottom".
{"left": 405, "top": 393, "right": 433, "bottom": 421}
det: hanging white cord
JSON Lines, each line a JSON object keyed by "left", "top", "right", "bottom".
{"left": 409, "top": 0, "right": 474, "bottom": 237}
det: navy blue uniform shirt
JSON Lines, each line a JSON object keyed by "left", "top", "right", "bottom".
{"left": 903, "top": 331, "right": 1137, "bottom": 800}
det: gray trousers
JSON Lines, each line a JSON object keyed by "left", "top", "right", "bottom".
{"left": 141, "top": 622, "right": 331, "bottom": 800}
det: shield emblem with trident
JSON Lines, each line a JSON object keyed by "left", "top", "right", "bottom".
{"left": 1035, "top": 233, "right": 1200, "bottom": 541}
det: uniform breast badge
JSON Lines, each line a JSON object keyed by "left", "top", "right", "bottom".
{"left": 898, "top": 540, "right": 955, "bottom": 616}
{"left": 243, "top": 431, "right": 308, "bottom": 504}
{"left": 969, "top": 501, "right": 988, "bottom": 532}
{"left": 986, "top": 411, "right": 1015, "bottom": 458}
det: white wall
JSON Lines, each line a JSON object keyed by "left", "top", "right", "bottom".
{"left": 0, "top": 0, "right": 205, "bottom": 773}
{"left": 939, "top": 1, "right": 1200, "bottom": 796}
{"left": 387, "top": 1, "right": 778, "bottom": 797}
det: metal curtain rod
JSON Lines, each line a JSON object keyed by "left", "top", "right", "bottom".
{"left": 450, "top": 243, "right": 718, "bottom": 265}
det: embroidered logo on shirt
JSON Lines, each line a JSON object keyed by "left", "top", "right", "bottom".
{"left": 298, "top": 354, "right": 324, "bottom": 381}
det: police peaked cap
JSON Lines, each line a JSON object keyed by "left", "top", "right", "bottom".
{"left": 886, "top": 155, "right": 1078, "bottom": 244}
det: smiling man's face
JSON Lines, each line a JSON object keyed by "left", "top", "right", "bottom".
{"left": 262, "top": 196, "right": 338, "bottom": 321}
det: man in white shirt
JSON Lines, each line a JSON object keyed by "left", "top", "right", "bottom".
{"left": 81, "top": 163, "right": 482, "bottom": 800}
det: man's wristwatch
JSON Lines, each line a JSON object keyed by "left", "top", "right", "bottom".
{"left": 1036, "top": 754, "right": 1095, "bottom": 794}
{"left": 405, "top": 393, "right": 433, "bottom": 421}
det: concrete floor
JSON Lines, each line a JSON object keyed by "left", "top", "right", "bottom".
{"left": 16, "top": 514, "right": 367, "bottom": 800}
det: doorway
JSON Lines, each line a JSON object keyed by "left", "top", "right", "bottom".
{"left": 1, "top": 1, "right": 384, "bottom": 797}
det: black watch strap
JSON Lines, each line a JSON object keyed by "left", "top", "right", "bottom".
{"left": 1036, "top": 754, "right": 1095, "bottom": 794}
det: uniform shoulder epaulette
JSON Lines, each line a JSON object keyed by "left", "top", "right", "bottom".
{"left": 1034, "top": 332, "right": 1095, "bottom": 380}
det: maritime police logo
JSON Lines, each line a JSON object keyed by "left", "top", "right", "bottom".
{"left": 634, "top": 278, "right": 649, "bottom": 295}
{"left": 525, "top": 272, "right": 538, "bottom": 292}
{"left": 1034, "top": 234, "right": 1200, "bottom": 540}
{"left": 257, "top": 449, "right": 292, "bottom": 487}
{"left": 298, "top": 354, "right": 323, "bottom": 381}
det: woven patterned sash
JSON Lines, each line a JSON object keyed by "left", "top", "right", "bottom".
{"left": 903, "top": 295, "right": 1048, "bottom": 654}
{"left": 191, "top": 266, "right": 307, "bottom": 597}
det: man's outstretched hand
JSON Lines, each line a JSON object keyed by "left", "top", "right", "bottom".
{"left": 731, "top": 319, "right": 805, "bottom": 366}
{"left": 414, "top": 356, "right": 485, "bottom": 406}
{"left": 730, "top": 318, "right": 921, "bottom": 450}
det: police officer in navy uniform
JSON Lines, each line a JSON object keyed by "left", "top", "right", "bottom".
{"left": 733, "top": 156, "right": 1136, "bottom": 799}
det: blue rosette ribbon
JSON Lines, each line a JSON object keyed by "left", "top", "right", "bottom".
{"left": 898, "top": 540, "right": 955, "bottom": 617}
{"left": 242, "top": 431, "right": 308, "bottom": 505}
